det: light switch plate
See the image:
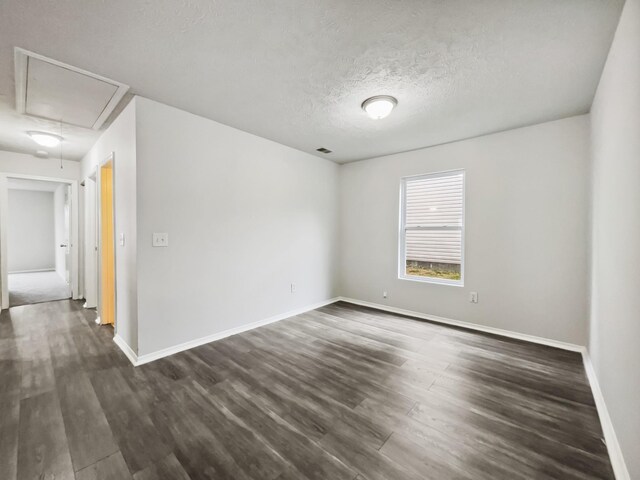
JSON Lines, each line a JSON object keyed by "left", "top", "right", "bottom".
{"left": 152, "top": 232, "right": 169, "bottom": 247}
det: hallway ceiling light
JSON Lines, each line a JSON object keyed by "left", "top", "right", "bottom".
{"left": 27, "top": 131, "right": 63, "bottom": 147}
{"left": 361, "top": 95, "right": 398, "bottom": 120}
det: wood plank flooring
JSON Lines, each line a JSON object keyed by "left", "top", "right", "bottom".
{"left": 0, "top": 299, "right": 614, "bottom": 479}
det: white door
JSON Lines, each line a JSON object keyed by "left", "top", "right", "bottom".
{"left": 54, "top": 183, "right": 71, "bottom": 298}
{"left": 63, "top": 184, "right": 71, "bottom": 287}
{"left": 83, "top": 176, "right": 98, "bottom": 307}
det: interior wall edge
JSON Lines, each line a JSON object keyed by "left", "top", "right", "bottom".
{"left": 113, "top": 333, "right": 138, "bottom": 366}
{"left": 587, "top": 0, "right": 640, "bottom": 476}
{"left": 582, "top": 351, "right": 632, "bottom": 480}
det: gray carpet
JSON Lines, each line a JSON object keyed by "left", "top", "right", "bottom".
{"left": 9, "top": 271, "right": 71, "bottom": 307}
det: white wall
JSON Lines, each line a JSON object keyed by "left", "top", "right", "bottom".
{"left": 7, "top": 189, "right": 55, "bottom": 272}
{"left": 81, "top": 98, "right": 138, "bottom": 350}
{"left": 589, "top": 0, "right": 640, "bottom": 477}
{"left": 339, "top": 115, "right": 590, "bottom": 345}
{"left": 0, "top": 151, "right": 80, "bottom": 180}
{"left": 134, "top": 97, "right": 339, "bottom": 356}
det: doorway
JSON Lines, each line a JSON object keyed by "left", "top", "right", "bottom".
{"left": 0, "top": 174, "right": 79, "bottom": 309}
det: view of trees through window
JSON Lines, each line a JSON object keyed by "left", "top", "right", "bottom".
{"left": 406, "top": 260, "right": 461, "bottom": 280}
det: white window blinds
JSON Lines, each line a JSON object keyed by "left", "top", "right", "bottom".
{"left": 400, "top": 170, "right": 465, "bottom": 284}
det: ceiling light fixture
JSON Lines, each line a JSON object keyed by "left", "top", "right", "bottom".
{"left": 361, "top": 95, "right": 398, "bottom": 120}
{"left": 27, "top": 131, "right": 63, "bottom": 148}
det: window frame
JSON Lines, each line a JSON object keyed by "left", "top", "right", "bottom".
{"left": 398, "top": 169, "right": 466, "bottom": 287}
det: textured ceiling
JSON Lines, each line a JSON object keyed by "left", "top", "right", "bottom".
{"left": 0, "top": 0, "right": 624, "bottom": 163}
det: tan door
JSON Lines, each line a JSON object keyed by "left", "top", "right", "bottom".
{"left": 100, "top": 161, "right": 115, "bottom": 325}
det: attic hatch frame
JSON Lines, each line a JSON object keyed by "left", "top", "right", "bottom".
{"left": 14, "top": 47, "right": 130, "bottom": 130}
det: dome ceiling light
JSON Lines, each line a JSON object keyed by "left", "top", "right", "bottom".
{"left": 361, "top": 95, "right": 398, "bottom": 120}
{"left": 27, "top": 131, "right": 63, "bottom": 147}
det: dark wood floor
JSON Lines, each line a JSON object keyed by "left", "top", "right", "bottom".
{"left": 0, "top": 299, "right": 614, "bottom": 480}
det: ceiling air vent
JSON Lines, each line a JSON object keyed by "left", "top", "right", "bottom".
{"left": 316, "top": 147, "right": 332, "bottom": 154}
{"left": 14, "top": 47, "right": 129, "bottom": 130}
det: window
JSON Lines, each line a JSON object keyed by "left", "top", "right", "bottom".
{"left": 399, "top": 170, "right": 465, "bottom": 285}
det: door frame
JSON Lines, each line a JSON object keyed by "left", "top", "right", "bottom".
{"left": 96, "top": 153, "right": 118, "bottom": 330}
{"left": 0, "top": 172, "right": 80, "bottom": 310}
{"left": 82, "top": 170, "right": 98, "bottom": 309}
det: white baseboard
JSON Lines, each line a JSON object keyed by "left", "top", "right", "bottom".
{"left": 9, "top": 268, "right": 55, "bottom": 274}
{"left": 336, "top": 296, "right": 584, "bottom": 352}
{"left": 113, "top": 333, "right": 138, "bottom": 366}
{"left": 114, "top": 297, "right": 340, "bottom": 367}
{"left": 581, "top": 351, "right": 630, "bottom": 480}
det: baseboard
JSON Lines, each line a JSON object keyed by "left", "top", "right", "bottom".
{"left": 8, "top": 268, "right": 55, "bottom": 274}
{"left": 121, "top": 297, "right": 341, "bottom": 367}
{"left": 581, "top": 351, "right": 630, "bottom": 480}
{"left": 337, "top": 296, "right": 584, "bottom": 352}
{"left": 113, "top": 333, "right": 138, "bottom": 366}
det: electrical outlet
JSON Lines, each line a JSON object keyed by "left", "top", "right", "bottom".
{"left": 469, "top": 292, "right": 478, "bottom": 303}
{"left": 119, "top": 233, "right": 125, "bottom": 246}
{"left": 383, "top": 291, "right": 388, "bottom": 299}
{"left": 291, "top": 283, "right": 296, "bottom": 293}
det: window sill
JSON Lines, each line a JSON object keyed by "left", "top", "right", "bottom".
{"left": 398, "top": 274, "right": 464, "bottom": 287}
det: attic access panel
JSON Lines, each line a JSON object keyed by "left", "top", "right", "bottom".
{"left": 14, "top": 48, "right": 129, "bottom": 130}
